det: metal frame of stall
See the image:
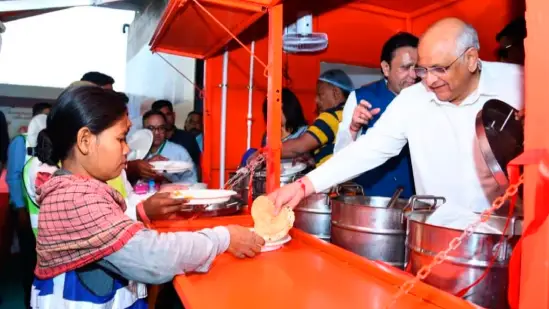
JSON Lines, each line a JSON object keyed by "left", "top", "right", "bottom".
{"left": 149, "top": 0, "right": 549, "bottom": 308}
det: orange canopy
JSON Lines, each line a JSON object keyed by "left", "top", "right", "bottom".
{"left": 150, "top": 0, "right": 524, "bottom": 189}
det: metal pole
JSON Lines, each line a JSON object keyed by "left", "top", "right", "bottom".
{"left": 246, "top": 41, "right": 256, "bottom": 150}
{"left": 219, "top": 49, "right": 229, "bottom": 187}
{"left": 266, "top": 4, "right": 283, "bottom": 192}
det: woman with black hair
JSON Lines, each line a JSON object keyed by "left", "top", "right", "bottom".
{"left": 260, "top": 88, "right": 308, "bottom": 146}
{"left": 30, "top": 86, "right": 264, "bottom": 308}
{"left": 240, "top": 88, "right": 308, "bottom": 166}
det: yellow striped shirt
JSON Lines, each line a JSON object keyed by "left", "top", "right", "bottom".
{"left": 306, "top": 103, "right": 345, "bottom": 166}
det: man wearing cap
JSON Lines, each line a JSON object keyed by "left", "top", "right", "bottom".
{"left": 277, "top": 69, "right": 354, "bottom": 167}
{"left": 334, "top": 32, "right": 419, "bottom": 198}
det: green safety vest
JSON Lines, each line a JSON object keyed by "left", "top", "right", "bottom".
{"left": 107, "top": 176, "right": 128, "bottom": 198}
{"left": 22, "top": 156, "right": 40, "bottom": 236}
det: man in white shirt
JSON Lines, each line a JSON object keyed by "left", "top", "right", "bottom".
{"left": 269, "top": 17, "right": 523, "bottom": 214}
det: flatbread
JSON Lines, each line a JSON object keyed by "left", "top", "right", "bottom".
{"left": 251, "top": 195, "right": 295, "bottom": 242}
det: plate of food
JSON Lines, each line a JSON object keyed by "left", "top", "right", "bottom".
{"left": 171, "top": 189, "right": 237, "bottom": 205}
{"left": 251, "top": 195, "right": 295, "bottom": 252}
{"left": 151, "top": 161, "right": 193, "bottom": 174}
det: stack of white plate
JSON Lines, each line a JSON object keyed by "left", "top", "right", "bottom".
{"left": 151, "top": 161, "right": 193, "bottom": 174}
{"left": 127, "top": 129, "right": 153, "bottom": 161}
{"left": 171, "top": 189, "right": 237, "bottom": 205}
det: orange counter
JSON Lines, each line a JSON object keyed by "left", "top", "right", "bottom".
{"left": 151, "top": 215, "right": 481, "bottom": 309}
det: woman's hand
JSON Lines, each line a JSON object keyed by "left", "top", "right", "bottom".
{"left": 268, "top": 177, "right": 314, "bottom": 215}
{"left": 226, "top": 225, "right": 265, "bottom": 258}
{"left": 142, "top": 192, "right": 188, "bottom": 220}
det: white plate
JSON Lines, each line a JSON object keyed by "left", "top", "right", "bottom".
{"left": 261, "top": 234, "right": 292, "bottom": 252}
{"left": 280, "top": 162, "right": 306, "bottom": 177}
{"left": 127, "top": 129, "right": 153, "bottom": 161}
{"left": 172, "top": 189, "right": 237, "bottom": 205}
{"left": 249, "top": 228, "right": 292, "bottom": 252}
{"left": 151, "top": 161, "right": 193, "bottom": 173}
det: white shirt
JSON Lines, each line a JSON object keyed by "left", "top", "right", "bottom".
{"left": 334, "top": 90, "right": 358, "bottom": 153}
{"left": 307, "top": 61, "right": 523, "bottom": 212}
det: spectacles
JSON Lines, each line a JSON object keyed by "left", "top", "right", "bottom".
{"left": 414, "top": 47, "right": 472, "bottom": 79}
{"left": 146, "top": 125, "right": 167, "bottom": 133}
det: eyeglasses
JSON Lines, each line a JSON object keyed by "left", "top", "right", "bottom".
{"left": 414, "top": 47, "right": 472, "bottom": 79}
{"left": 146, "top": 125, "right": 167, "bottom": 133}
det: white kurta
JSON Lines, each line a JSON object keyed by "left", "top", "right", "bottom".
{"left": 307, "top": 61, "right": 523, "bottom": 212}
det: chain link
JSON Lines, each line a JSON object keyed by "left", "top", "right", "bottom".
{"left": 386, "top": 175, "right": 524, "bottom": 308}
{"left": 224, "top": 152, "right": 266, "bottom": 190}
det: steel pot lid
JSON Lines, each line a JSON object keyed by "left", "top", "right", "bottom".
{"left": 475, "top": 99, "right": 524, "bottom": 192}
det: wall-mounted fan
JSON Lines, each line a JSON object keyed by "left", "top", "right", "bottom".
{"left": 283, "top": 12, "right": 328, "bottom": 53}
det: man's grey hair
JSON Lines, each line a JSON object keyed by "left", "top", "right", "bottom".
{"left": 456, "top": 23, "right": 480, "bottom": 55}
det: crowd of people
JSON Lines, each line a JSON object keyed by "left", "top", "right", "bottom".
{"left": 0, "top": 14, "right": 527, "bottom": 309}
{"left": 268, "top": 18, "right": 525, "bottom": 217}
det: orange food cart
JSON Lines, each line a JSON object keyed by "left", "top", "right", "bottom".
{"left": 147, "top": 0, "right": 549, "bottom": 308}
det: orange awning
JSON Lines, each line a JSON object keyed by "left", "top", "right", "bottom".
{"left": 149, "top": 0, "right": 280, "bottom": 59}
{"left": 148, "top": 0, "right": 462, "bottom": 60}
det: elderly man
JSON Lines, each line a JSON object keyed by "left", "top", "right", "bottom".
{"left": 142, "top": 110, "right": 197, "bottom": 184}
{"left": 278, "top": 69, "right": 354, "bottom": 167}
{"left": 335, "top": 32, "right": 419, "bottom": 198}
{"left": 270, "top": 18, "right": 523, "bottom": 215}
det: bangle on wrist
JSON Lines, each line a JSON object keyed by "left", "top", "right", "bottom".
{"left": 137, "top": 203, "right": 151, "bottom": 225}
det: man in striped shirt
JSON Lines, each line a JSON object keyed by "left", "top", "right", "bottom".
{"left": 279, "top": 69, "right": 354, "bottom": 167}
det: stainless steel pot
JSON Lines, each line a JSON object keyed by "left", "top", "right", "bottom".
{"left": 294, "top": 193, "right": 332, "bottom": 241}
{"left": 406, "top": 210, "right": 522, "bottom": 309}
{"left": 293, "top": 183, "right": 364, "bottom": 242}
{"left": 330, "top": 195, "right": 445, "bottom": 269}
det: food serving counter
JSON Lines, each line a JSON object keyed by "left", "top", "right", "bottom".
{"left": 151, "top": 215, "right": 481, "bottom": 309}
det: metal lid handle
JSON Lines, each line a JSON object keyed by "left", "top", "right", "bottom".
{"left": 405, "top": 195, "right": 447, "bottom": 211}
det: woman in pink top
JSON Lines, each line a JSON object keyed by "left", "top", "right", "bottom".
{"left": 31, "top": 86, "right": 264, "bottom": 309}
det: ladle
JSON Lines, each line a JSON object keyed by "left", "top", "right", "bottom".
{"left": 387, "top": 186, "right": 404, "bottom": 208}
